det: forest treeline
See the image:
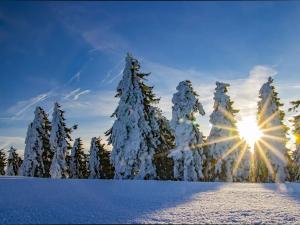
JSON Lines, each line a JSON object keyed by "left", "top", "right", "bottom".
{"left": 1, "top": 53, "right": 300, "bottom": 183}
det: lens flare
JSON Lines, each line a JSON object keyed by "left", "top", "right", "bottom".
{"left": 237, "top": 116, "right": 263, "bottom": 152}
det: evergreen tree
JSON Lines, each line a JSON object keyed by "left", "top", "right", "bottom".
{"left": 0, "top": 149, "right": 6, "bottom": 175}
{"left": 69, "top": 138, "right": 88, "bottom": 178}
{"left": 50, "top": 102, "right": 72, "bottom": 178}
{"left": 169, "top": 80, "right": 206, "bottom": 181}
{"left": 206, "top": 82, "right": 249, "bottom": 182}
{"left": 19, "top": 107, "right": 52, "bottom": 177}
{"left": 6, "top": 146, "right": 22, "bottom": 176}
{"left": 254, "top": 77, "right": 289, "bottom": 182}
{"left": 106, "top": 53, "right": 160, "bottom": 180}
{"left": 151, "top": 107, "right": 175, "bottom": 180}
{"left": 89, "top": 137, "right": 114, "bottom": 179}
{"left": 288, "top": 100, "right": 300, "bottom": 181}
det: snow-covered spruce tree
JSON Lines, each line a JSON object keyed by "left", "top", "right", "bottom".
{"left": 151, "top": 107, "right": 175, "bottom": 180}
{"left": 254, "top": 77, "right": 289, "bottom": 183}
{"left": 19, "top": 107, "right": 52, "bottom": 177}
{"left": 6, "top": 146, "right": 22, "bottom": 176}
{"left": 288, "top": 100, "right": 300, "bottom": 181}
{"left": 206, "top": 82, "right": 250, "bottom": 182}
{"left": 169, "top": 80, "right": 206, "bottom": 181}
{"left": 0, "top": 149, "right": 6, "bottom": 175}
{"left": 106, "top": 53, "right": 159, "bottom": 180}
{"left": 50, "top": 102, "right": 72, "bottom": 179}
{"left": 69, "top": 138, "right": 88, "bottom": 179}
{"left": 88, "top": 137, "right": 114, "bottom": 179}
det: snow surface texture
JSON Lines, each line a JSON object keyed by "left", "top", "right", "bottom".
{"left": 0, "top": 177, "right": 299, "bottom": 224}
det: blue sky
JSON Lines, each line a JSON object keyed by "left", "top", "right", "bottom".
{"left": 1, "top": 1, "right": 300, "bottom": 152}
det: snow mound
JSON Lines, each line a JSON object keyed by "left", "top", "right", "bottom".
{"left": 0, "top": 177, "right": 299, "bottom": 224}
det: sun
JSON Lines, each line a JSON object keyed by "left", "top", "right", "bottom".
{"left": 237, "top": 116, "right": 263, "bottom": 152}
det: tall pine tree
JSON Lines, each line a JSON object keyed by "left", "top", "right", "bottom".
{"left": 206, "top": 82, "right": 249, "bottom": 182}
{"left": 69, "top": 138, "right": 88, "bottom": 179}
{"left": 169, "top": 80, "right": 206, "bottom": 181}
{"left": 0, "top": 149, "right": 6, "bottom": 175}
{"left": 19, "top": 107, "right": 52, "bottom": 177}
{"left": 88, "top": 137, "right": 114, "bottom": 179}
{"left": 254, "top": 77, "right": 289, "bottom": 182}
{"left": 6, "top": 146, "right": 22, "bottom": 176}
{"left": 106, "top": 53, "right": 159, "bottom": 180}
{"left": 50, "top": 102, "right": 72, "bottom": 178}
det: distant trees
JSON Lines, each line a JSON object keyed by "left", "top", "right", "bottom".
{"left": 152, "top": 107, "right": 175, "bottom": 180}
{"left": 0, "top": 149, "right": 6, "bottom": 175}
{"left": 69, "top": 138, "right": 89, "bottom": 179}
{"left": 169, "top": 80, "right": 206, "bottom": 181}
{"left": 6, "top": 147, "right": 22, "bottom": 176}
{"left": 88, "top": 137, "right": 114, "bottom": 179}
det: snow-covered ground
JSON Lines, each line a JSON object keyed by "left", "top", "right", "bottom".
{"left": 0, "top": 177, "right": 299, "bottom": 224}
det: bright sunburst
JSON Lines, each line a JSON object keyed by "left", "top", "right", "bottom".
{"left": 237, "top": 116, "right": 263, "bottom": 152}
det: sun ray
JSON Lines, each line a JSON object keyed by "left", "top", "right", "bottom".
{"left": 258, "top": 139, "right": 286, "bottom": 162}
{"left": 237, "top": 116, "right": 262, "bottom": 151}
{"left": 255, "top": 141, "right": 275, "bottom": 178}
{"left": 232, "top": 142, "right": 248, "bottom": 176}
{"left": 198, "top": 135, "right": 240, "bottom": 148}
{"left": 260, "top": 125, "right": 286, "bottom": 133}
{"left": 212, "top": 124, "right": 238, "bottom": 132}
{"left": 257, "top": 94, "right": 272, "bottom": 124}
{"left": 218, "top": 105, "right": 237, "bottom": 123}
{"left": 221, "top": 139, "right": 244, "bottom": 160}
{"left": 258, "top": 111, "right": 279, "bottom": 129}
{"left": 261, "top": 134, "right": 286, "bottom": 142}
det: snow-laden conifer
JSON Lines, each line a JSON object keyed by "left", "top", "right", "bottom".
{"left": 206, "top": 82, "right": 249, "bottom": 182}
{"left": 289, "top": 101, "right": 300, "bottom": 181}
{"left": 6, "top": 146, "right": 22, "bottom": 176}
{"left": 89, "top": 137, "right": 114, "bottom": 179}
{"left": 19, "top": 107, "right": 51, "bottom": 177}
{"left": 0, "top": 148, "right": 6, "bottom": 175}
{"left": 169, "top": 80, "right": 206, "bottom": 181}
{"left": 106, "top": 53, "right": 159, "bottom": 180}
{"left": 69, "top": 138, "right": 87, "bottom": 178}
{"left": 254, "top": 77, "right": 289, "bottom": 182}
{"left": 151, "top": 107, "right": 175, "bottom": 180}
{"left": 50, "top": 102, "right": 72, "bottom": 179}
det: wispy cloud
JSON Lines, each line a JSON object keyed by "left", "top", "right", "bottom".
{"left": 68, "top": 71, "right": 81, "bottom": 83}
{"left": 73, "top": 90, "right": 91, "bottom": 100}
{"left": 64, "top": 88, "right": 91, "bottom": 101}
{"left": 50, "top": 5, "right": 129, "bottom": 56}
{"left": 6, "top": 91, "right": 52, "bottom": 120}
{"left": 83, "top": 28, "right": 128, "bottom": 55}
{"left": 101, "top": 59, "right": 124, "bottom": 85}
